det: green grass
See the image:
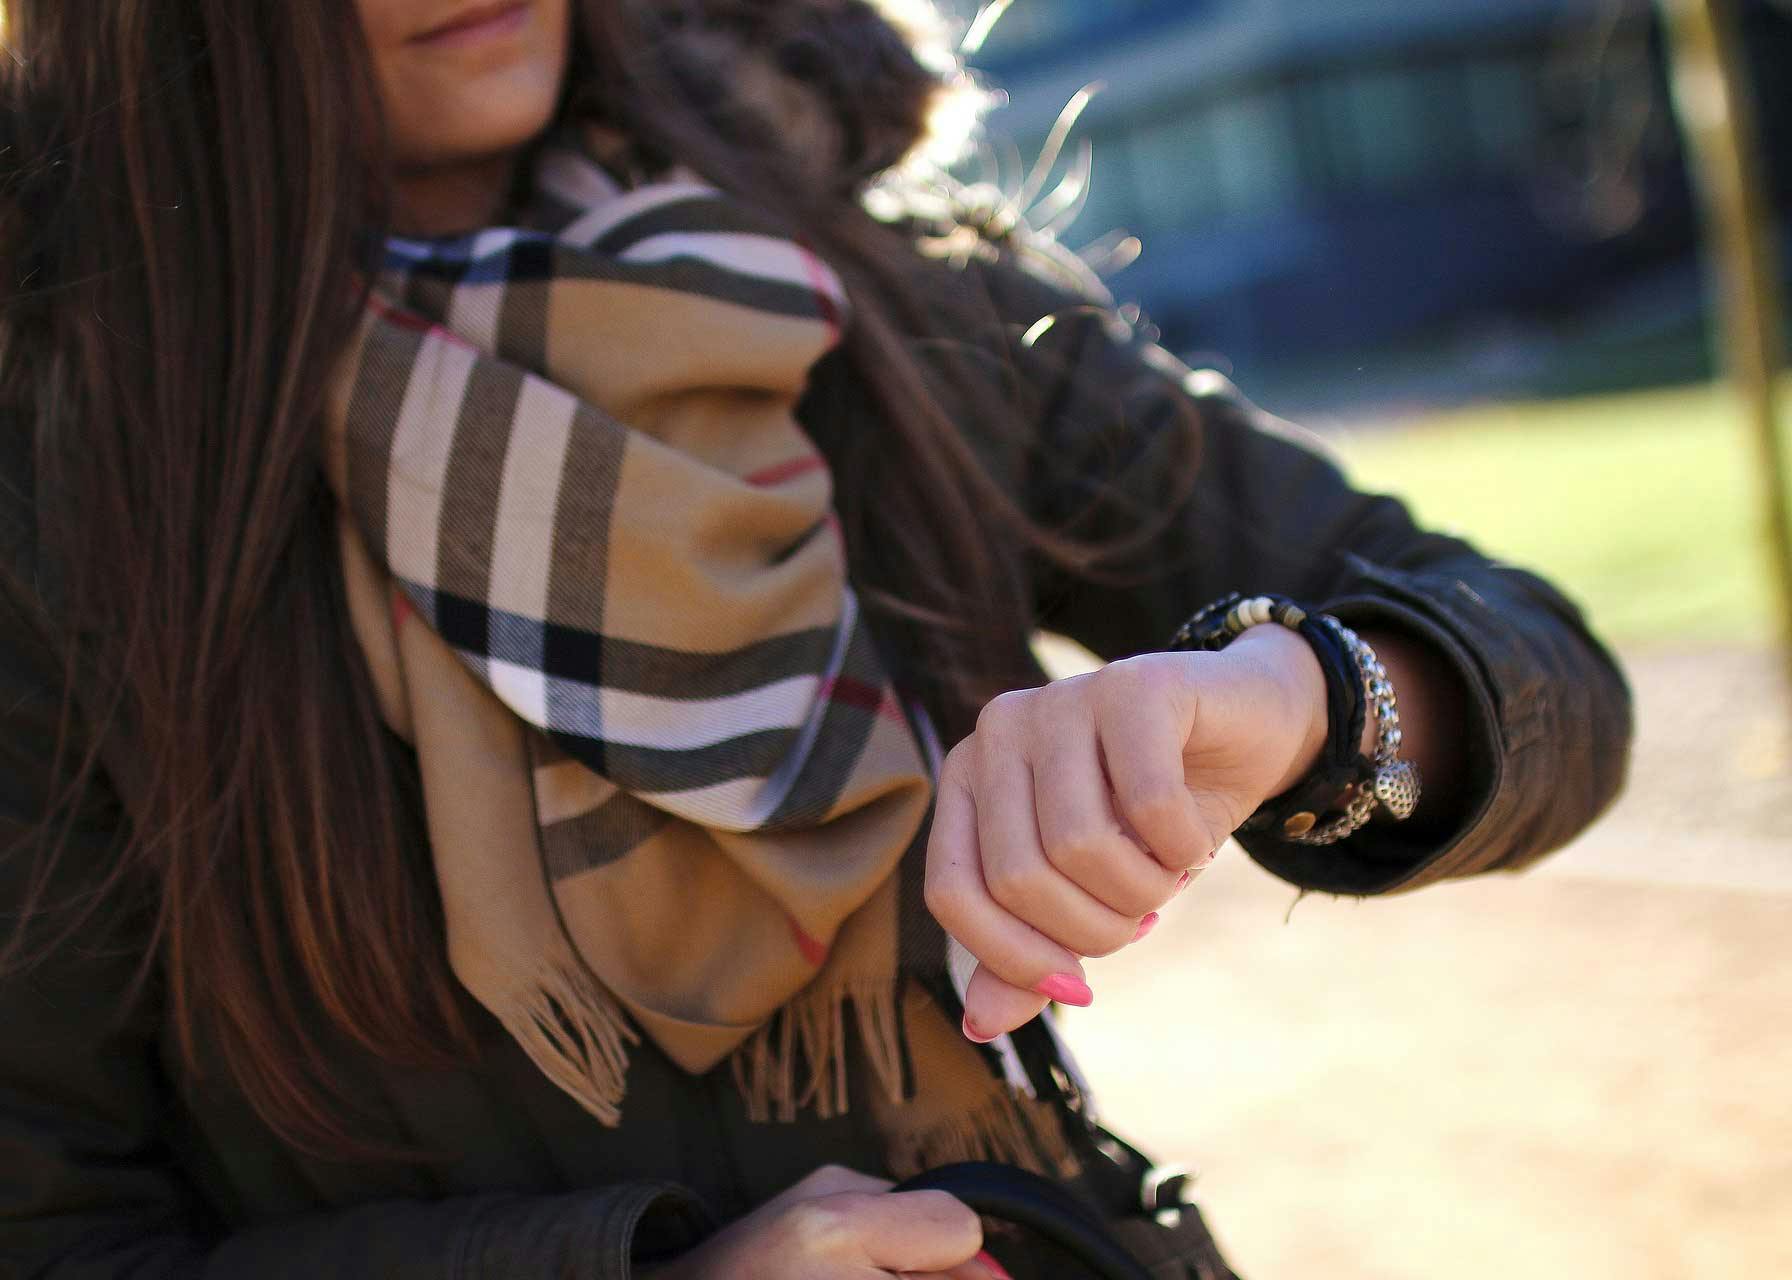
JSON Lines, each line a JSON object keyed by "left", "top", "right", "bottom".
{"left": 1328, "top": 381, "right": 1790, "bottom": 649}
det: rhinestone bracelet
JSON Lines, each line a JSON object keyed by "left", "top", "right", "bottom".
{"left": 1292, "top": 617, "right": 1421, "bottom": 845}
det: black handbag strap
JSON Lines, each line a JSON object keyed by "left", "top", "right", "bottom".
{"left": 892, "top": 1161, "right": 1155, "bottom": 1280}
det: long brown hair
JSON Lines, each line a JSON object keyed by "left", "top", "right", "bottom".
{"left": 0, "top": 0, "right": 1192, "bottom": 1156}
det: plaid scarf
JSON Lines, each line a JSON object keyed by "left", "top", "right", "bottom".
{"left": 321, "top": 137, "right": 1082, "bottom": 1176}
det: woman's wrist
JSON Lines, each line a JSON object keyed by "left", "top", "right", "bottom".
{"left": 1224, "top": 621, "right": 1330, "bottom": 797}
{"left": 1164, "top": 592, "right": 1444, "bottom": 845}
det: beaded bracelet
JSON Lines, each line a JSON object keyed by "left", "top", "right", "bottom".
{"left": 1167, "top": 593, "right": 1421, "bottom": 846}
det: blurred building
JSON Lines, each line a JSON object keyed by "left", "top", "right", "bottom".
{"left": 963, "top": 0, "right": 1792, "bottom": 410}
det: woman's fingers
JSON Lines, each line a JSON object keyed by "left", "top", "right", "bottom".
{"left": 925, "top": 666, "right": 1217, "bottom": 1043}
{"left": 924, "top": 748, "right": 1092, "bottom": 999}
{"left": 1093, "top": 661, "right": 1216, "bottom": 871}
{"left": 774, "top": 1164, "right": 893, "bottom": 1207}
{"left": 671, "top": 1166, "right": 995, "bottom": 1279}
{"left": 913, "top": 1260, "right": 1011, "bottom": 1280}
{"left": 1030, "top": 720, "right": 1181, "bottom": 918}
{"left": 776, "top": 1168, "right": 997, "bottom": 1279}
{"left": 904, "top": 1265, "right": 1007, "bottom": 1280}
{"left": 959, "top": 960, "right": 1048, "bottom": 1043}
{"left": 815, "top": 1188, "right": 981, "bottom": 1274}
{"left": 971, "top": 733, "right": 1141, "bottom": 959}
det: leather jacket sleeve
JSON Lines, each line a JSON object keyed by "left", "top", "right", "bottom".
{"left": 0, "top": 446, "right": 709, "bottom": 1279}
{"left": 970, "top": 247, "right": 1634, "bottom": 896}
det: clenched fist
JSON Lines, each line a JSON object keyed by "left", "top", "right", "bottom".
{"left": 925, "top": 624, "right": 1329, "bottom": 1041}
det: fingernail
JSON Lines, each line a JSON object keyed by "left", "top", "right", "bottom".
{"left": 976, "top": 1250, "right": 1015, "bottom": 1279}
{"left": 962, "top": 1013, "right": 997, "bottom": 1044}
{"left": 1034, "top": 972, "right": 1094, "bottom": 1006}
{"left": 1174, "top": 870, "right": 1192, "bottom": 896}
{"left": 1131, "top": 911, "right": 1160, "bottom": 943}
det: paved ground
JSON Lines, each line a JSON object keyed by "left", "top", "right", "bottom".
{"left": 1043, "top": 643, "right": 1792, "bottom": 1279}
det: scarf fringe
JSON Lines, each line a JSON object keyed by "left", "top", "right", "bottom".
{"left": 883, "top": 1084, "right": 1084, "bottom": 1183}
{"left": 497, "top": 942, "right": 641, "bottom": 1127}
{"left": 730, "top": 979, "right": 906, "bottom": 1124}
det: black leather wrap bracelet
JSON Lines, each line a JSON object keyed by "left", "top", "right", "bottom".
{"left": 1166, "top": 592, "right": 1420, "bottom": 844}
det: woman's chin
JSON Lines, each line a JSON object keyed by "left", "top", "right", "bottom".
{"left": 386, "top": 57, "right": 565, "bottom": 171}
{"left": 393, "top": 99, "right": 559, "bottom": 174}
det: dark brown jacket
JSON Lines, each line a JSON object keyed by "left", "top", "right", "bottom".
{"left": 0, "top": 253, "right": 1632, "bottom": 1278}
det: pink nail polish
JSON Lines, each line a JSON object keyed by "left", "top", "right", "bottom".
{"left": 976, "top": 1250, "right": 1015, "bottom": 1279}
{"left": 1174, "top": 870, "right": 1192, "bottom": 896}
{"left": 1034, "top": 972, "right": 1094, "bottom": 1006}
{"left": 1131, "top": 911, "right": 1160, "bottom": 943}
{"left": 961, "top": 1013, "right": 997, "bottom": 1044}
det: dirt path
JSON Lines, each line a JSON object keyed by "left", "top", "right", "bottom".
{"left": 1047, "top": 644, "right": 1792, "bottom": 1279}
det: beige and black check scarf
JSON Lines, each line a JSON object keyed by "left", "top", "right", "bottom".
{"left": 321, "top": 136, "right": 1081, "bottom": 1176}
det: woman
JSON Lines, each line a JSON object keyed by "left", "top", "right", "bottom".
{"left": 0, "top": 1, "right": 1631, "bottom": 1277}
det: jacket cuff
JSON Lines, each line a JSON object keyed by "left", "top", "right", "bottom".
{"left": 451, "top": 1183, "right": 714, "bottom": 1279}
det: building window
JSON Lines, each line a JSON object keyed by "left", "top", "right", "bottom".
{"left": 1125, "top": 112, "right": 1222, "bottom": 230}
{"left": 1207, "top": 91, "right": 1301, "bottom": 216}
{"left": 1464, "top": 57, "right": 1541, "bottom": 171}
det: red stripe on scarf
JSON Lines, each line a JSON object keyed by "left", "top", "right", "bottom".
{"left": 822, "top": 674, "right": 908, "bottom": 726}
{"left": 366, "top": 293, "right": 479, "bottom": 351}
{"left": 788, "top": 916, "right": 830, "bottom": 967}
{"left": 795, "top": 243, "right": 842, "bottom": 342}
{"left": 745, "top": 455, "right": 828, "bottom": 488}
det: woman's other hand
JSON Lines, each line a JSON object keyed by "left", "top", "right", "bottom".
{"left": 639, "top": 1164, "right": 1002, "bottom": 1279}
{"left": 925, "top": 625, "right": 1328, "bottom": 1042}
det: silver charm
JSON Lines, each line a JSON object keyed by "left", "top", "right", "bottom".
{"left": 1290, "top": 620, "right": 1424, "bottom": 846}
{"left": 1373, "top": 759, "right": 1422, "bottom": 821}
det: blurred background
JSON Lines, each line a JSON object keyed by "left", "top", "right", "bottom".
{"left": 943, "top": 1, "right": 1792, "bottom": 1276}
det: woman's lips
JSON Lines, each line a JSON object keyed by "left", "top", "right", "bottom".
{"left": 410, "top": 0, "right": 531, "bottom": 48}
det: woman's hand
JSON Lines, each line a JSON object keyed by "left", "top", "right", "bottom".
{"left": 925, "top": 624, "right": 1329, "bottom": 1041}
{"left": 640, "top": 1164, "right": 1001, "bottom": 1280}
